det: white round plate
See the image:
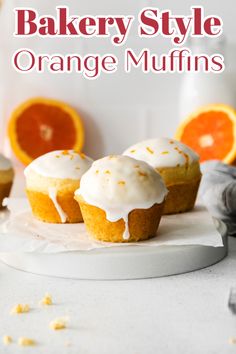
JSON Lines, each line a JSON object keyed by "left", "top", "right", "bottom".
{"left": 0, "top": 220, "right": 227, "bottom": 280}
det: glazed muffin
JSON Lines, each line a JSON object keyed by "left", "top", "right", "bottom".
{"left": 0, "top": 154, "right": 14, "bottom": 208}
{"left": 123, "top": 138, "right": 201, "bottom": 214}
{"left": 24, "top": 150, "right": 93, "bottom": 223}
{"left": 74, "top": 155, "right": 168, "bottom": 243}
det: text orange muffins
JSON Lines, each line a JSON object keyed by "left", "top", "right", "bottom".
{"left": 124, "top": 138, "right": 201, "bottom": 214}
{"left": 24, "top": 150, "right": 93, "bottom": 223}
{"left": 0, "top": 154, "right": 14, "bottom": 208}
{"left": 74, "top": 155, "right": 168, "bottom": 242}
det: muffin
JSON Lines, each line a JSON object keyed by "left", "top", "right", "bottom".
{"left": 24, "top": 150, "right": 93, "bottom": 223}
{"left": 123, "top": 138, "right": 201, "bottom": 214}
{"left": 0, "top": 154, "right": 14, "bottom": 208}
{"left": 74, "top": 155, "right": 168, "bottom": 243}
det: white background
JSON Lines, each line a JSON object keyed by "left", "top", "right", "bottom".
{"left": 0, "top": 0, "right": 236, "bottom": 160}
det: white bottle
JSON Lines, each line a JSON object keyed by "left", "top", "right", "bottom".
{"left": 179, "top": 37, "right": 235, "bottom": 121}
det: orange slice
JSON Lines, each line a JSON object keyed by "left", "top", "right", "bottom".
{"left": 175, "top": 104, "right": 236, "bottom": 164}
{"left": 8, "top": 97, "right": 84, "bottom": 165}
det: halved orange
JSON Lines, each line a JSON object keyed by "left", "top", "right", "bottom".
{"left": 8, "top": 97, "right": 84, "bottom": 165}
{"left": 175, "top": 104, "right": 236, "bottom": 164}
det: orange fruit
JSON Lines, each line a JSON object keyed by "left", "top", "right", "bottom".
{"left": 8, "top": 97, "right": 84, "bottom": 165}
{"left": 175, "top": 104, "right": 236, "bottom": 164}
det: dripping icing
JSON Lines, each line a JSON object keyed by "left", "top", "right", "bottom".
{"left": 122, "top": 215, "right": 130, "bottom": 240}
{"left": 75, "top": 155, "right": 168, "bottom": 240}
{"left": 48, "top": 187, "right": 67, "bottom": 223}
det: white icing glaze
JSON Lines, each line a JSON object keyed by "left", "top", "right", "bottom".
{"left": 24, "top": 150, "right": 93, "bottom": 179}
{"left": 123, "top": 138, "right": 199, "bottom": 169}
{"left": 76, "top": 155, "right": 168, "bottom": 240}
{"left": 25, "top": 150, "right": 93, "bottom": 223}
{"left": 48, "top": 187, "right": 67, "bottom": 223}
{"left": 0, "top": 154, "right": 12, "bottom": 170}
{"left": 122, "top": 215, "right": 130, "bottom": 240}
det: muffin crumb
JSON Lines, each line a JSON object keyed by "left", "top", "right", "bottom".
{"left": 11, "top": 304, "right": 30, "bottom": 314}
{"left": 229, "top": 337, "right": 236, "bottom": 344}
{"left": 49, "top": 317, "right": 67, "bottom": 330}
{"left": 65, "top": 341, "right": 72, "bottom": 347}
{"left": 18, "top": 337, "right": 35, "bottom": 346}
{"left": 3, "top": 335, "right": 12, "bottom": 345}
{"left": 40, "top": 293, "right": 52, "bottom": 306}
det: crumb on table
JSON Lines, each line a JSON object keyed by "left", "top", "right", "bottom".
{"left": 2, "top": 335, "right": 12, "bottom": 345}
{"left": 229, "top": 337, "right": 236, "bottom": 344}
{"left": 49, "top": 317, "right": 67, "bottom": 330}
{"left": 40, "top": 293, "right": 53, "bottom": 306}
{"left": 10, "top": 304, "right": 30, "bottom": 314}
{"left": 18, "top": 337, "right": 36, "bottom": 346}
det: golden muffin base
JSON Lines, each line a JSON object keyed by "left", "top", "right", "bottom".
{"left": 26, "top": 190, "right": 83, "bottom": 223}
{"left": 163, "top": 177, "right": 201, "bottom": 215}
{"left": 0, "top": 181, "right": 13, "bottom": 209}
{"left": 76, "top": 196, "right": 165, "bottom": 243}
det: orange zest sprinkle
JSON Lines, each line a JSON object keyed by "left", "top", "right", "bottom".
{"left": 118, "top": 180, "right": 126, "bottom": 185}
{"left": 161, "top": 151, "right": 169, "bottom": 155}
{"left": 108, "top": 155, "right": 117, "bottom": 159}
{"left": 95, "top": 170, "right": 99, "bottom": 174}
{"left": 138, "top": 171, "right": 148, "bottom": 177}
{"left": 174, "top": 147, "right": 183, "bottom": 155}
{"left": 146, "top": 147, "right": 154, "bottom": 154}
{"left": 105, "top": 170, "right": 111, "bottom": 174}
{"left": 174, "top": 147, "right": 190, "bottom": 166}
{"left": 183, "top": 153, "right": 190, "bottom": 166}
{"left": 130, "top": 149, "right": 136, "bottom": 153}
{"left": 134, "top": 165, "right": 140, "bottom": 168}
{"left": 62, "top": 150, "right": 69, "bottom": 155}
{"left": 79, "top": 152, "right": 86, "bottom": 159}
{"left": 169, "top": 140, "right": 175, "bottom": 144}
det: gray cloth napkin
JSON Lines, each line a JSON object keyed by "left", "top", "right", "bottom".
{"left": 199, "top": 160, "right": 236, "bottom": 236}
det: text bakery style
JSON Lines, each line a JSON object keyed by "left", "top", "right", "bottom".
{"left": 12, "top": 6, "right": 224, "bottom": 77}
{"left": 15, "top": 7, "right": 222, "bottom": 45}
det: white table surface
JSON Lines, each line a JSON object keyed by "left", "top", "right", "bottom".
{"left": 1, "top": 172, "right": 236, "bottom": 354}
{"left": 0, "top": 238, "right": 235, "bottom": 354}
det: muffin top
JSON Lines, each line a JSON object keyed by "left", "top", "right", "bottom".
{"left": 0, "top": 154, "right": 13, "bottom": 171}
{"left": 123, "top": 138, "right": 199, "bottom": 169}
{"left": 75, "top": 155, "right": 168, "bottom": 224}
{"left": 24, "top": 150, "right": 93, "bottom": 180}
